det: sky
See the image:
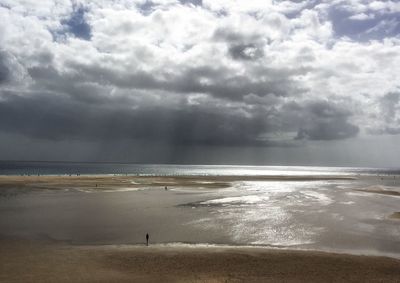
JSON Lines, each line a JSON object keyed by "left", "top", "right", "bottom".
{"left": 0, "top": 0, "right": 400, "bottom": 166}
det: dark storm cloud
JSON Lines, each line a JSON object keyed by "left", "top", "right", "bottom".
{"left": 0, "top": 86, "right": 361, "bottom": 148}
{"left": 286, "top": 101, "right": 359, "bottom": 140}
{"left": 296, "top": 121, "right": 359, "bottom": 140}
{"left": 0, "top": 90, "right": 271, "bottom": 146}
{"left": 60, "top": 4, "right": 91, "bottom": 40}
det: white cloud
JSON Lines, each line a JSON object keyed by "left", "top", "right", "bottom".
{"left": 349, "top": 12, "right": 374, "bottom": 20}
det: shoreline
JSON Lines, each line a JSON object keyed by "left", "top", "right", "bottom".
{"left": 1, "top": 237, "right": 400, "bottom": 282}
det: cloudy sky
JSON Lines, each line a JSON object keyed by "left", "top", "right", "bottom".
{"left": 0, "top": 0, "right": 400, "bottom": 166}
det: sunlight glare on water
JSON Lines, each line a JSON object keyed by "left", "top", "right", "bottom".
{"left": 191, "top": 180, "right": 338, "bottom": 246}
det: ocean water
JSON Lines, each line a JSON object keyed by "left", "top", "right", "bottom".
{"left": 0, "top": 161, "right": 400, "bottom": 258}
{"left": 0, "top": 160, "right": 399, "bottom": 176}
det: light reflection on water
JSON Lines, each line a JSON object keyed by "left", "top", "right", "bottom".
{"left": 190, "top": 180, "right": 336, "bottom": 246}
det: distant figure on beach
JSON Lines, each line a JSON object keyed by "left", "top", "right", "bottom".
{"left": 165, "top": 186, "right": 167, "bottom": 191}
{"left": 146, "top": 233, "right": 149, "bottom": 246}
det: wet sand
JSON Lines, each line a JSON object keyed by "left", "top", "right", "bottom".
{"left": 1, "top": 238, "right": 400, "bottom": 283}
{"left": 0, "top": 174, "right": 356, "bottom": 192}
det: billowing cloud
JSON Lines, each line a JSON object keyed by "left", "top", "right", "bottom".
{"left": 0, "top": 0, "right": 399, "bottom": 162}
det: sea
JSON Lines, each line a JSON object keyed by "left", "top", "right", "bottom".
{"left": 0, "top": 160, "right": 399, "bottom": 176}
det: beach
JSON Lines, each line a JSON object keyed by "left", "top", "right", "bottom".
{"left": 1, "top": 172, "right": 400, "bottom": 282}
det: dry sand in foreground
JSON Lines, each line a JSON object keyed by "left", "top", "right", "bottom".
{"left": 1, "top": 238, "right": 400, "bottom": 283}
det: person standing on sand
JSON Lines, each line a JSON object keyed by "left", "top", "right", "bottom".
{"left": 146, "top": 233, "right": 149, "bottom": 246}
